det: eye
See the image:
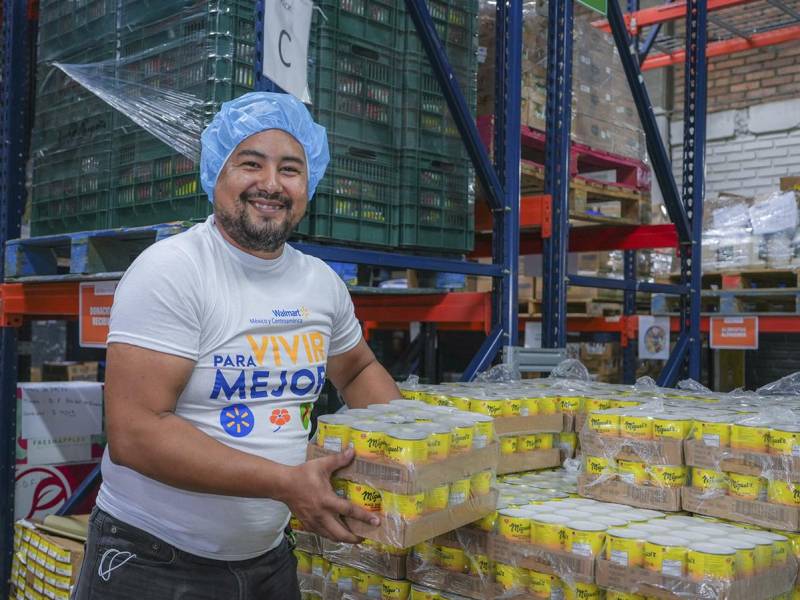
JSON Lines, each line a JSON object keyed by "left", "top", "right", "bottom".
{"left": 281, "top": 166, "right": 301, "bottom": 174}
{"left": 241, "top": 161, "right": 261, "bottom": 168}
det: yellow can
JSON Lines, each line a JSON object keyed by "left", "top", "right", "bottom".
{"left": 521, "top": 397, "right": 540, "bottom": 416}
{"left": 618, "top": 460, "right": 649, "bottom": 485}
{"left": 605, "top": 591, "right": 645, "bottom": 600}
{"left": 563, "top": 582, "right": 603, "bottom": 600}
{"left": 559, "top": 396, "right": 583, "bottom": 415}
{"left": 449, "top": 478, "right": 471, "bottom": 506}
{"left": 473, "top": 509, "right": 497, "bottom": 532}
{"left": 468, "top": 553, "right": 492, "bottom": 578}
{"left": 691, "top": 468, "right": 728, "bottom": 491}
{"left": 648, "top": 465, "right": 688, "bottom": 488}
{"left": 494, "top": 562, "right": 527, "bottom": 591}
{"left": 437, "top": 545, "right": 466, "bottom": 573}
{"left": 588, "top": 412, "right": 620, "bottom": 436}
{"left": 776, "top": 530, "right": 800, "bottom": 559}
{"left": 560, "top": 432, "right": 578, "bottom": 455}
{"left": 350, "top": 421, "right": 387, "bottom": 459}
{"left": 694, "top": 417, "right": 731, "bottom": 448}
{"left": 498, "top": 508, "right": 532, "bottom": 542}
{"left": 761, "top": 532, "right": 791, "bottom": 565}
{"left": 769, "top": 425, "right": 800, "bottom": 457}
{"left": 727, "top": 472, "right": 766, "bottom": 500}
{"left": 410, "top": 585, "right": 439, "bottom": 600}
{"left": 584, "top": 455, "right": 613, "bottom": 477}
{"left": 448, "top": 419, "right": 475, "bottom": 454}
{"left": 316, "top": 414, "right": 353, "bottom": 452}
{"left": 471, "top": 469, "right": 494, "bottom": 497}
{"left": 330, "top": 564, "right": 356, "bottom": 588}
{"left": 501, "top": 436, "right": 518, "bottom": 455}
{"left": 413, "top": 541, "right": 437, "bottom": 564}
{"left": 504, "top": 398, "right": 522, "bottom": 417}
{"left": 768, "top": 480, "right": 800, "bottom": 506}
{"left": 332, "top": 478, "right": 349, "bottom": 498}
{"left": 449, "top": 396, "right": 471, "bottom": 411}
{"left": 311, "top": 554, "right": 327, "bottom": 577}
{"left": 605, "top": 527, "right": 645, "bottom": 567}
{"left": 620, "top": 415, "right": 653, "bottom": 440}
{"left": 731, "top": 422, "right": 770, "bottom": 453}
{"left": 470, "top": 414, "right": 495, "bottom": 448}
{"left": 687, "top": 543, "right": 736, "bottom": 581}
{"left": 425, "top": 484, "right": 450, "bottom": 512}
{"left": 584, "top": 397, "right": 612, "bottom": 412}
{"left": 528, "top": 569, "right": 561, "bottom": 599}
{"left": 533, "top": 514, "right": 569, "bottom": 550}
{"left": 381, "top": 578, "right": 411, "bottom": 600}
{"left": 535, "top": 434, "right": 554, "bottom": 450}
{"left": 469, "top": 398, "right": 503, "bottom": 418}
{"left": 724, "top": 537, "right": 755, "bottom": 578}
{"left": 420, "top": 423, "right": 451, "bottom": 461}
{"left": 382, "top": 491, "right": 425, "bottom": 520}
{"left": 538, "top": 396, "right": 558, "bottom": 415}
{"left": 385, "top": 428, "right": 429, "bottom": 466}
{"left": 747, "top": 537, "right": 774, "bottom": 573}
{"left": 653, "top": 416, "right": 692, "bottom": 440}
{"left": 293, "top": 549, "right": 311, "bottom": 574}
{"left": 347, "top": 481, "right": 382, "bottom": 512}
{"left": 567, "top": 521, "right": 607, "bottom": 557}
{"left": 644, "top": 535, "right": 688, "bottom": 577}
{"left": 355, "top": 570, "right": 384, "bottom": 596}
{"left": 518, "top": 434, "right": 538, "bottom": 453}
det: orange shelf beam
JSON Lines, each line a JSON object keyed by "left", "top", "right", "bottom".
{"left": 593, "top": 0, "right": 751, "bottom": 33}
{"left": 0, "top": 282, "right": 80, "bottom": 327}
{"left": 643, "top": 24, "right": 800, "bottom": 70}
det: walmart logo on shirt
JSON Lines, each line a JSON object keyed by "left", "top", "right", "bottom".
{"left": 249, "top": 306, "right": 310, "bottom": 326}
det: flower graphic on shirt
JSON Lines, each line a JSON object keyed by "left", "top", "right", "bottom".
{"left": 220, "top": 403, "right": 254, "bottom": 438}
{"left": 300, "top": 402, "right": 312, "bottom": 430}
{"left": 270, "top": 408, "right": 291, "bottom": 432}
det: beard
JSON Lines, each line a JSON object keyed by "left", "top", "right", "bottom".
{"left": 215, "top": 191, "right": 299, "bottom": 254}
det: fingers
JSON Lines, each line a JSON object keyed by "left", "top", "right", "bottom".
{"left": 316, "top": 514, "right": 362, "bottom": 544}
{"left": 332, "top": 497, "right": 381, "bottom": 527}
{"left": 319, "top": 446, "right": 356, "bottom": 474}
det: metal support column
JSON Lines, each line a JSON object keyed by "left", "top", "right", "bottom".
{"left": 1, "top": 0, "right": 35, "bottom": 592}
{"left": 622, "top": 250, "right": 637, "bottom": 383}
{"left": 542, "top": 0, "right": 574, "bottom": 349}
{"left": 677, "top": 0, "right": 708, "bottom": 383}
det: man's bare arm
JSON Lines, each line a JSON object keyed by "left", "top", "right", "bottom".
{"left": 326, "top": 339, "right": 401, "bottom": 408}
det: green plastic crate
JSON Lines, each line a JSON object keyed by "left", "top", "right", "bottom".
{"left": 400, "top": 0, "right": 479, "bottom": 72}
{"left": 397, "top": 149, "right": 474, "bottom": 252}
{"left": 314, "top": 0, "right": 401, "bottom": 48}
{"left": 308, "top": 135, "right": 398, "bottom": 248}
{"left": 309, "top": 28, "right": 401, "bottom": 147}
{"left": 37, "top": 0, "right": 117, "bottom": 62}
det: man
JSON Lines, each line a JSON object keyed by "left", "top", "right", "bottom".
{"left": 72, "top": 92, "right": 401, "bottom": 599}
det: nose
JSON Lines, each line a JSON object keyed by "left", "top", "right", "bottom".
{"left": 259, "top": 165, "right": 282, "bottom": 195}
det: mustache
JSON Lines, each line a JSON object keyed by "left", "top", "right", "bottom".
{"left": 239, "top": 191, "right": 293, "bottom": 207}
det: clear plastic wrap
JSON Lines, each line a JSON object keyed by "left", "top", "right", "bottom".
{"left": 477, "top": 1, "right": 646, "bottom": 161}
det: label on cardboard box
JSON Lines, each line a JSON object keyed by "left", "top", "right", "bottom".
{"left": 494, "top": 413, "right": 567, "bottom": 437}
{"left": 578, "top": 475, "right": 681, "bottom": 511}
{"left": 497, "top": 448, "right": 562, "bottom": 476}
{"left": 321, "top": 540, "right": 406, "bottom": 580}
{"left": 488, "top": 535, "right": 594, "bottom": 583}
{"left": 407, "top": 555, "right": 495, "bottom": 600}
{"left": 580, "top": 431, "right": 683, "bottom": 465}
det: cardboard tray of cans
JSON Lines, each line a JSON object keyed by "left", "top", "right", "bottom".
{"left": 405, "top": 554, "right": 525, "bottom": 600}
{"left": 595, "top": 558, "right": 798, "bottom": 600}
{"left": 498, "top": 448, "right": 562, "bottom": 476}
{"left": 433, "top": 526, "right": 491, "bottom": 555}
{"left": 578, "top": 474, "right": 682, "bottom": 512}
{"left": 322, "top": 540, "right": 406, "bottom": 580}
{"left": 684, "top": 439, "right": 800, "bottom": 482}
{"left": 295, "top": 530, "right": 323, "bottom": 555}
{"left": 306, "top": 442, "right": 499, "bottom": 495}
{"left": 494, "top": 413, "right": 571, "bottom": 437}
{"left": 344, "top": 490, "right": 499, "bottom": 549}
{"left": 681, "top": 486, "right": 800, "bottom": 532}
{"left": 487, "top": 534, "right": 595, "bottom": 584}
{"left": 580, "top": 431, "right": 684, "bottom": 466}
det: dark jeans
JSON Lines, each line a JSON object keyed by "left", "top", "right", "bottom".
{"left": 72, "top": 507, "right": 300, "bottom": 600}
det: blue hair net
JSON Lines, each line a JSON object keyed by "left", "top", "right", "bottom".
{"left": 200, "top": 92, "right": 330, "bottom": 203}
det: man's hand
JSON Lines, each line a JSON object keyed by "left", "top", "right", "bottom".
{"left": 279, "top": 448, "right": 380, "bottom": 543}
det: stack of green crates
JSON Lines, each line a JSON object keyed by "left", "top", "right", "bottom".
{"left": 30, "top": 0, "right": 477, "bottom": 253}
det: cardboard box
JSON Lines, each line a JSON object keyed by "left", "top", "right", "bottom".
{"left": 681, "top": 486, "right": 800, "bottom": 532}
{"left": 322, "top": 539, "right": 407, "bottom": 579}
{"left": 498, "top": 449, "right": 562, "bottom": 475}
{"left": 596, "top": 558, "right": 797, "bottom": 600}
{"left": 294, "top": 530, "right": 322, "bottom": 555}
{"left": 406, "top": 554, "right": 501, "bottom": 600}
{"left": 306, "top": 442, "right": 499, "bottom": 495}
{"left": 578, "top": 475, "right": 682, "bottom": 511}
{"left": 580, "top": 431, "right": 684, "bottom": 466}
{"left": 494, "top": 413, "right": 569, "bottom": 437}
{"left": 684, "top": 439, "right": 800, "bottom": 482}
{"left": 488, "top": 535, "right": 595, "bottom": 583}
{"left": 41, "top": 362, "right": 98, "bottom": 382}
{"left": 345, "top": 490, "right": 499, "bottom": 549}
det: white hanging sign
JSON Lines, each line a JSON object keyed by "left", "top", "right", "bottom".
{"left": 262, "top": 0, "right": 313, "bottom": 103}
{"left": 638, "top": 315, "right": 670, "bottom": 360}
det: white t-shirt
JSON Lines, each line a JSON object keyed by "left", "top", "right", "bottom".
{"left": 96, "top": 215, "right": 362, "bottom": 560}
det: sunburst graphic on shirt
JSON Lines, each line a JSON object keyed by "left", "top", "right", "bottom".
{"left": 219, "top": 403, "right": 254, "bottom": 438}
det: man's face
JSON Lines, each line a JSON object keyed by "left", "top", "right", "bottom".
{"left": 213, "top": 129, "right": 309, "bottom": 255}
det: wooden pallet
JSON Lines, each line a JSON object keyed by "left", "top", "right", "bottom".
{"left": 4, "top": 222, "right": 192, "bottom": 279}
{"left": 520, "top": 298, "right": 623, "bottom": 318}
{"left": 520, "top": 162, "right": 650, "bottom": 225}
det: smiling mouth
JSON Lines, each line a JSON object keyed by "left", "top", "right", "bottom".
{"left": 246, "top": 198, "right": 289, "bottom": 215}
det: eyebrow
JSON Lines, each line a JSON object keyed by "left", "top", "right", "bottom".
{"left": 234, "top": 149, "right": 305, "bottom": 165}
